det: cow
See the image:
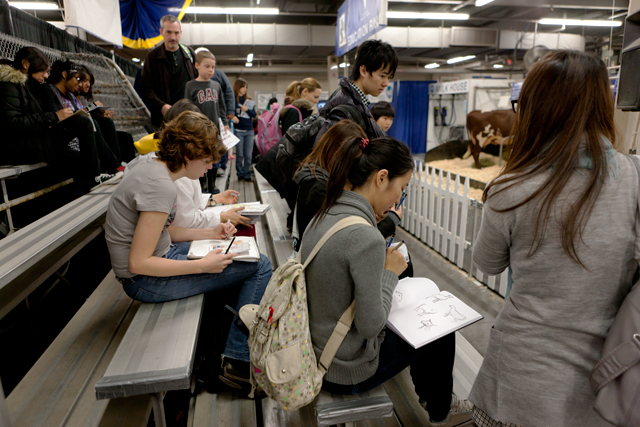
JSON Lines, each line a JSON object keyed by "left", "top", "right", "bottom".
{"left": 466, "top": 109, "right": 516, "bottom": 169}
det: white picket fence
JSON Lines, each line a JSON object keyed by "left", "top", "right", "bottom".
{"left": 401, "top": 160, "right": 510, "bottom": 298}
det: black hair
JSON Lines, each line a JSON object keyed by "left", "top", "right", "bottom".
{"left": 12, "top": 47, "right": 50, "bottom": 74}
{"left": 350, "top": 40, "right": 398, "bottom": 81}
{"left": 47, "top": 60, "right": 86, "bottom": 85}
{"left": 77, "top": 65, "right": 95, "bottom": 101}
{"left": 370, "top": 101, "right": 395, "bottom": 120}
{"left": 316, "top": 136, "right": 413, "bottom": 222}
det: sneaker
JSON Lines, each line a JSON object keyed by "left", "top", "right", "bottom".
{"left": 421, "top": 394, "right": 473, "bottom": 426}
{"left": 218, "top": 360, "right": 265, "bottom": 398}
{"left": 101, "top": 171, "right": 123, "bottom": 185}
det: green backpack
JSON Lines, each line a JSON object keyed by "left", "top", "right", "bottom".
{"left": 240, "top": 216, "right": 370, "bottom": 410}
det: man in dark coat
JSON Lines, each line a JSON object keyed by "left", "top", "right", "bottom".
{"left": 140, "top": 15, "right": 196, "bottom": 127}
{"left": 316, "top": 39, "right": 398, "bottom": 142}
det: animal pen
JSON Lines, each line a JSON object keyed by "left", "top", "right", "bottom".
{"left": 401, "top": 160, "right": 510, "bottom": 298}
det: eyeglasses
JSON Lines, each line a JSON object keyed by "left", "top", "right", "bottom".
{"left": 511, "top": 99, "right": 518, "bottom": 113}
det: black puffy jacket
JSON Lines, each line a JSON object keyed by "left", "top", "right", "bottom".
{"left": 0, "top": 65, "right": 58, "bottom": 165}
{"left": 315, "top": 78, "right": 385, "bottom": 143}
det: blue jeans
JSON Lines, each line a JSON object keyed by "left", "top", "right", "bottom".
{"left": 120, "top": 242, "right": 272, "bottom": 362}
{"left": 235, "top": 129, "right": 254, "bottom": 179}
{"left": 322, "top": 330, "right": 455, "bottom": 422}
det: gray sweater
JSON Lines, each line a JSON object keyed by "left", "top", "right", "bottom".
{"left": 470, "top": 152, "right": 639, "bottom": 427}
{"left": 300, "top": 191, "right": 398, "bottom": 384}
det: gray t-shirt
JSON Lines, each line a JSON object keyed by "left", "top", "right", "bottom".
{"left": 184, "top": 80, "right": 228, "bottom": 128}
{"left": 105, "top": 156, "right": 177, "bottom": 278}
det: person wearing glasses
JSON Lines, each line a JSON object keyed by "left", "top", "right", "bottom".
{"left": 41, "top": 60, "right": 120, "bottom": 180}
{"left": 0, "top": 49, "right": 104, "bottom": 195}
{"left": 469, "top": 51, "right": 638, "bottom": 427}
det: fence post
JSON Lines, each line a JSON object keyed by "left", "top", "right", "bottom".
{"left": 441, "top": 171, "right": 451, "bottom": 257}
{"left": 449, "top": 174, "right": 461, "bottom": 263}
{"left": 468, "top": 199, "right": 479, "bottom": 279}
{"left": 457, "top": 176, "right": 470, "bottom": 269}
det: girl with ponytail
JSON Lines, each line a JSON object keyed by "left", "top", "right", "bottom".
{"left": 300, "top": 136, "right": 472, "bottom": 425}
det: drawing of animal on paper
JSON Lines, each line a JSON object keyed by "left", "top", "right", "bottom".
{"left": 431, "top": 292, "right": 454, "bottom": 303}
{"left": 418, "top": 319, "right": 436, "bottom": 331}
{"left": 444, "top": 305, "right": 466, "bottom": 322}
{"left": 393, "top": 291, "right": 403, "bottom": 303}
{"left": 414, "top": 303, "right": 437, "bottom": 317}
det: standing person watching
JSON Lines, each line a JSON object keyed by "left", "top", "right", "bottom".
{"left": 184, "top": 50, "right": 228, "bottom": 194}
{"left": 280, "top": 78, "right": 322, "bottom": 134}
{"left": 105, "top": 111, "right": 272, "bottom": 386}
{"left": 370, "top": 101, "right": 394, "bottom": 133}
{"left": 232, "top": 78, "right": 256, "bottom": 181}
{"left": 469, "top": 50, "right": 638, "bottom": 427}
{"left": 300, "top": 135, "right": 472, "bottom": 426}
{"left": 140, "top": 14, "right": 196, "bottom": 127}
{"left": 316, "top": 39, "right": 397, "bottom": 142}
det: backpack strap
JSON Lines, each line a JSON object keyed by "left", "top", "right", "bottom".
{"left": 296, "top": 215, "right": 371, "bottom": 374}
{"left": 287, "top": 105, "right": 303, "bottom": 122}
{"left": 297, "top": 216, "right": 370, "bottom": 269}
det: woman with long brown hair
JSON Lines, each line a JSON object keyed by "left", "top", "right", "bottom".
{"left": 232, "top": 77, "right": 256, "bottom": 181}
{"left": 469, "top": 50, "right": 637, "bottom": 426}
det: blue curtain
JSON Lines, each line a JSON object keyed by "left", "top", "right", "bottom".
{"left": 120, "top": 0, "right": 192, "bottom": 49}
{"left": 387, "top": 81, "right": 435, "bottom": 154}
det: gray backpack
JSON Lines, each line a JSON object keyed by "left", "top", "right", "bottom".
{"left": 590, "top": 155, "right": 640, "bottom": 426}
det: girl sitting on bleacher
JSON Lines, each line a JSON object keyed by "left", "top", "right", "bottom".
{"left": 299, "top": 136, "right": 472, "bottom": 426}
{"left": 41, "top": 60, "right": 120, "bottom": 178}
{"left": 105, "top": 110, "right": 272, "bottom": 389}
{"left": 0, "top": 47, "right": 102, "bottom": 194}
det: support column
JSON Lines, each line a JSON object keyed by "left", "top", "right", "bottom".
{"left": 327, "top": 55, "right": 340, "bottom": 94}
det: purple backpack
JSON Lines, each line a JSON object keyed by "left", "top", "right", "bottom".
{"left": 256, "top": 103, "right": 302, "bottom": 156}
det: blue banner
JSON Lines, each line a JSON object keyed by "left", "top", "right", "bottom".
{"left": 335, "top": 0, "right": 387, "bottom": 57}
{"left": 120, "top": 0, "right": 191, "bottom": 50}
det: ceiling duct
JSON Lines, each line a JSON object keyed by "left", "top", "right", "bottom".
{"left": 450, "top": 26, "right": 499, "bottom": 47}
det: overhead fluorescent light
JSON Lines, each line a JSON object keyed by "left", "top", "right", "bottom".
{"left": 339, "top": 62, "right": 350, "bottom": 68}
{"left": 539, "top": 19, "right": 622, "bottom": 27}
{"left": 475, "top": 0, "right": 495, "bottom": 6}
{"left": 132, "top": 58, "right": 141, "bottom": 63}
{"left": 247, "top": 53, "right": 254, "bottom": 63}
{"left": 9, "top": 2, "right": 58, "bottom": 10}
{"left": 331, "top": 65, "right": 338, "bottom": 69}
{"left": 425, "top": 63, "right": 440, "bottom": 69}
{"left": 387, "top": 12, "right": 469, "bottom": 20}
{"left": 245, "top": 62, "right": 253, "bottom": 67}
{"left": 447, "top": 55, "right": 476, "bottom": 64}
{"left": 493, "top": 64, "right": 504, "bottom": 68}
{"left": 184, "top": 7, "right": 279, "bottom": 15}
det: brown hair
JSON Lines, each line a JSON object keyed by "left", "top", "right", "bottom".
{"left": 196, "top": 50, "right": 215, "bottom": 64}
{"left": 157, "top": 111, "right": 226, "bottom": 172}
{"left": 233, "top": 77, "right": 249, "bottom": 102}
{"left": 296, "top": 120, "right": 366, "bottom": 179}
{"left": 483, "top": 50, "right": 617, "bottom": 267}
{"left": 285, "top": 78, "right": 322, "bottom": 102}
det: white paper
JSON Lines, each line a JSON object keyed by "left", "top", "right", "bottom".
{"left": 387, "top": 278, "right": 483, "bottom": 349}
{"left": 219, "top": 118, "right": 240, "bottom": 150}
{"left": 188, "top": 236, "right": 260, "bottom": 262}
{"left": 63, "top": 0, "right": 123, "bottom": 48}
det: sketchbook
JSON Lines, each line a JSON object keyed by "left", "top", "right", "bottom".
{"left": 387, "top": 278, "right": 483, "bottom": 349}
{"left": 187, "top": 236, "right": 260, "bottom": 262}
{"left": 205, "top": 202, "right": 272, "bottom": 216}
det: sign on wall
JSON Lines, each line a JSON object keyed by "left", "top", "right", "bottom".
{"left": 335, "top": 0, "right": 388, "bottom": 57}
{"left": 428, "top": 80, "right": 470, "bottom": 95}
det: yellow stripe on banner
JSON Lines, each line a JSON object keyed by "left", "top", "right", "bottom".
{"left": 122, "top": 35, "right": 164, "bottom": 50}
{"left": 177, "top": 0, "right": 193, "bottom": 21}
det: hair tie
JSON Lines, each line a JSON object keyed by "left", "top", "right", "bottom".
{"left": 360, "top": 138, "right": 369, "bottom": 149}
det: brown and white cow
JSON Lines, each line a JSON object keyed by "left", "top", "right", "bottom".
{"left": 466, "top": 109, "right": 516, "bottom": 169}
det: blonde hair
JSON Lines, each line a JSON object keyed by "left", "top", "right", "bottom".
{"left": 285, "top": 78, "right": 322, "bottom": 102}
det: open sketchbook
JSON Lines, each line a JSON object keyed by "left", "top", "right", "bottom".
{"left": 187, "top": 236, "right": 260, "bottom": 262}
{"left": 387, "top": 278, "right": 483, "bottom": 349}
{"left": 205, "top": 202, "right": 272, "bottom": 216}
